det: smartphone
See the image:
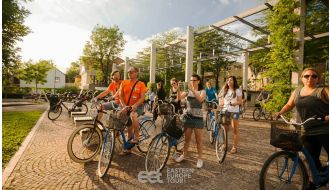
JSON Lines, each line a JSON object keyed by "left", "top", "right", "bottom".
{"left": 178, "top": 81, "right": 184, "bottom": 91}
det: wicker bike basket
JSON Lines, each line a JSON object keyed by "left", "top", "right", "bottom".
{"left": 107, "top": 110, "right": 129, "bottom": 130}
{"left": 270, "top": 121, "right": 303, "bottom": 151}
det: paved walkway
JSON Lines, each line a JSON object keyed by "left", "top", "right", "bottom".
{"left": 2, "top": 106, "right": 326, "bottom": 189}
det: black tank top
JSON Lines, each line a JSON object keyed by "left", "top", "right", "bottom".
{"left": 295, "top": 87, "right": 329, "bottom": 135}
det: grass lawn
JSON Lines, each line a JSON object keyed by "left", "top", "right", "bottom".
{"left": 2, "top": 111, "right": 43, "bottom": 169}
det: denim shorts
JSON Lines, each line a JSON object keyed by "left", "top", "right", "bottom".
{"left": 224, "top": 112, "right": 240, "bottom": 125}
{"left": 183, "top": 117, "right": 203, "bottom": 129}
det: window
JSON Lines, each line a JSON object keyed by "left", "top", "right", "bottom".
{"left": 55, "top": 77, "right": 60, "bottom": 82}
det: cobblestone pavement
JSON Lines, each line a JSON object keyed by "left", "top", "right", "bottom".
{"left": 2, "top": 106, "right": 327, "bottom": 190}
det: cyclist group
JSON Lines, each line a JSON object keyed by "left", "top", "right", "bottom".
{"left": 93, "top": 67, "right": 328, "bottom": 184}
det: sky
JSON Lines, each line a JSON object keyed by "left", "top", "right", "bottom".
{"left": 19, "top": 0, "right": 264, "bottom": 73}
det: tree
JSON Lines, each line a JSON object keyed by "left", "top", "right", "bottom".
{"left": 20, "top": 60, "right": 53, "bottom": 93}
{"left": 82, "top": 25, "right": 125, "bottom": 85}
{"left": 66, "top": 61, "right": 80, "bottom": 83}
{"left": 264, "top": 0, "right": 300, "bottom": 112}
{"left": 2, "top": 0, "right": 31, "bottom": 97}
{"left": 194, "top": 30, "right": 236, "bottom": 90}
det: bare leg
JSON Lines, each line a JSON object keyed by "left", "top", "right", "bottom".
{"left": 131, "top": 112, "right": 139, "bottom": 141}
{"left": 183, "top": 128, "right": 193, "bottom": 157}
{"left": 231, "top": 119, "right": 240, "bottom": 148}
{"left": 194, "top": 128, "right": 204, "bottom": 159}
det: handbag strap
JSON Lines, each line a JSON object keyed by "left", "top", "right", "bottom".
{"left": 126, "top": 80, "right": 139, "bottom": 106}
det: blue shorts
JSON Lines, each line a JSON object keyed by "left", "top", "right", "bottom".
{"left": 184, "top": 117, "right": 203, "bottom": 129}
{"left": 224, "top": 112, "right": 240, "bottom": 125}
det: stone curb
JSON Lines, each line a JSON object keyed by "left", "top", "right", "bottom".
{"left": 2, "top": 110, "right": 48, "bottom": 185}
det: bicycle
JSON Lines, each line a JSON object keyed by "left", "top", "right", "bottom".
{"left": 253, "top": 101, "right": 271, "bottom": 121}
{"left": 67, "top": 99, "right": 106, "bottom": 163}
{"left": 47, "top": 93, "right": 89, "bottom": 120}
{"left": 259, "top": 115, "right": 328, "bottom": 190}
{"left": 98, "top": 103, "right": 157, "bottom": 178}
{"left": 208, "top": 108, "right": 228, "bottom": 164}
{"left": 205, "top": 100, "right": 218, "bottom": 132}
{"left": 145, "top": 101, "right": 186, "bottom": 172}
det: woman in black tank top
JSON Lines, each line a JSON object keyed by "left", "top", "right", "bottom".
{"left": 275, "top": 68, "right": 329, "bottom": 173}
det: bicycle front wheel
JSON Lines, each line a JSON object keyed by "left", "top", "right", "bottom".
{"left": 253, "top": 108, "right": 262, "bottom": 121}
{"left": 98, "top": 128, "right": 116, "bottom": 178}
{"left": 215, "top": 124, "right": 227, "bottom": 164}
{"left": 145, "top": 133, "right": 170, "bottom": 172}
{"left": 259, "top": 151, "right": 307, "bottom": 190}
{"left": 137, "top": 119, "right": 157, "bottom": 153}
{"left": 205, "top": 112, "right": 212, "bottom": 131}
{"left": 48, "top": 105, "right": 62, "bottom": 120}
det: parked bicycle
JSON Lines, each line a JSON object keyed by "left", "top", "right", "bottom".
{"left": 253, "top": 101, "right": 271, "bottom": 121}
{"left": 259, "top": 115, "right": 328, "bottom": 190}
{"left": 98, "top": 103, "right": 157, "bottom": 177}
{"left": 145, "top": 100, "right": 186, "bottom": 172}
{"left": 47, "top": 93, "right": 89, "bottom": 121}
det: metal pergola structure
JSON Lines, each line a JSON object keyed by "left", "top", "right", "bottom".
{"left": 126, "top": 0, "right": 328, "bottom": 87}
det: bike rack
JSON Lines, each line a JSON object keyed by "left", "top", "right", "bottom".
{"left": 73, "top": 116, "right": 93, "bottom": 126}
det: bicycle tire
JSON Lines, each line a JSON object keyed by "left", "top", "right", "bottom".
{"left": 67, "top": 124, "right": 103, "bottom": 163}
{"left": 259, "top": 150, "right": 307, "bottom": 190}
{"left": 48, "top": 105, "right": 63, "bottom": 120}
{"left": 98, "top": 128, "right": 116, "bottom": 178}
{"left": 253, "top": 107, "right": 262, "bottom": 121}
{"left": 215, "top": 124, "right": 227, "bottom": 164}
{"left": 205, "top": 112, "right": 212, "bottom": 131}
{"left": 263, "top": 109, "right": 271, "bottom": 120}
{"left": 145, "top": 133, "right": 170, "bottom": 172}
{"left": 72, "top": 103, "right": 88, "bottom": 114}
{"left": 209, "top": 119, "right": 216, "bottom": 144}
{"left": 137, "top": 119, "right": 157, "bottom": 153}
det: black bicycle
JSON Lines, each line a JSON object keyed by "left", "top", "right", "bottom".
{"left": 47, "top": 93, "right": 88, "bottom": 120}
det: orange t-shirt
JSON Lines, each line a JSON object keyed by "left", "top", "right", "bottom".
{"left": 107, "top": 80, "right": 121, "bottom": 104}
{"left": 120, "top": 80, "right": 146, "bottom": 106}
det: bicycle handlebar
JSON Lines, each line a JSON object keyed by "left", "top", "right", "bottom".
{"left": 279, "top": 115, "right": 323, "bottom": 126}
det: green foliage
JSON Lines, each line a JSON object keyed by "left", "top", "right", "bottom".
{"left": 20, "top": 60, "right": 53, "bottom": 93}
{"left": 194, "top": 30, "right": 236, "bottom": 90}
{"left": 2, "top": 111, "right": 43, "bottom": 168}
{"left": 56, "top": 86, "right": 80, "bottom": 94}
{"left": 2, "top": 0, "right": 31, "bottom": 97}
{"left": 66, "top": 61, "right": 80, "bottom": 83}
{"left": 2, "top": 86, "right": 32, "bottom": 94}
{"left": 264, "top": 0, "right": 300, "bottom": 112}
{"left": 82, "top": 25, "right": 125, "bottom": 84}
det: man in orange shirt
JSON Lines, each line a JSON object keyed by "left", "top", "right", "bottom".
{"left": 95, "top": 70, "right": 121, "bottom": 120}
{"left": 119, "top": 67, "right": 146, "bottom": 152}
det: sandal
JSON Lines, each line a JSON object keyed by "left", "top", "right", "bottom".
{"left": 230, "top": 147, "right": 237, "bottom": 154}
{"left": 119, "top": 149, "right": 132, "bottom": 156}
{"left": 129, "top": 139, "right": 139, "bottom": 144}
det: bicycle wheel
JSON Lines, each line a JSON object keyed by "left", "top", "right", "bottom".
{"left": 259, "top": 151, "right": 307, "bottom": 190}
{"left": 263, "top": 109, "right": 272, "bottom": 120}
{"left": 67, "top": 124, "right": 103, "bottom": 163}
{"left": 215, "top": 124, "right": 227, "bottom": 164}
{"left": 98, "top": 128, "right": 116, "bottom": 178}
{"left": 205, "top": 112, "right": 212, "bottom": 131}
{"left": 253, "top": 107, "right": 262, "bottom": 121}
{"left": 209, "top": 119, "right": 216, "bottom": 144}
{"left": 48, "top": 105, "right": 62, "bottom": 120}
{"left": 137, "top": 119, "right": 157, "bottom": 153}
{"left": 145, "top": 133, "right": 170, "bottom": 172}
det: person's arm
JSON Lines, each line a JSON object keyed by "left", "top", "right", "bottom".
{"left": 132, "top": 92, "right": 145, "bottom": 112}
{"left": 274, "top": 91, "right": 296, "bottom": 117}
{"left": 96, "top": 89, "right": 111, "bottom": 99}
{"left": 118, "top": 83, "right": 126, "bottom": 107}
{"left": 322, "top": 87, "right": 329, "bottom": 121}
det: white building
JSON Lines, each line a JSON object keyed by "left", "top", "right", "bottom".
{"left": 20, "top": 67, "right": 66, "bottom": 89}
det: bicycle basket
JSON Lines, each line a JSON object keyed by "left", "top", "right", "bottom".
{"left": 108, "top": 111, "right": 128, "bottom": 130}
{"left": 164, "top": 115, "right": 183, "bottom": 139}
{"left": 158, "top": 103, "right": 173, "bottom": 115}
{"left": 270, "top": 121, "right": 302, "bottom": 151}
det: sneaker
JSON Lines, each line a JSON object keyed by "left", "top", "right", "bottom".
{"left": 230, "top": 147, "right": 237, "bottom": 154}
{"left": 196, "top": 159, "right": 203, "bottom": 168}
{"left": 175, "top": 154, "right": 184, "bottom": 163}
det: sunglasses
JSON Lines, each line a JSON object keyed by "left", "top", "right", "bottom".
{"left": 303, "top": 74, "right": 318, "bottom": 79}
{"left": 190, "top": 79, "right": 198, "bottom": 81}
{"left": 171, "top": 83, "right": 176, "bottom": 85}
